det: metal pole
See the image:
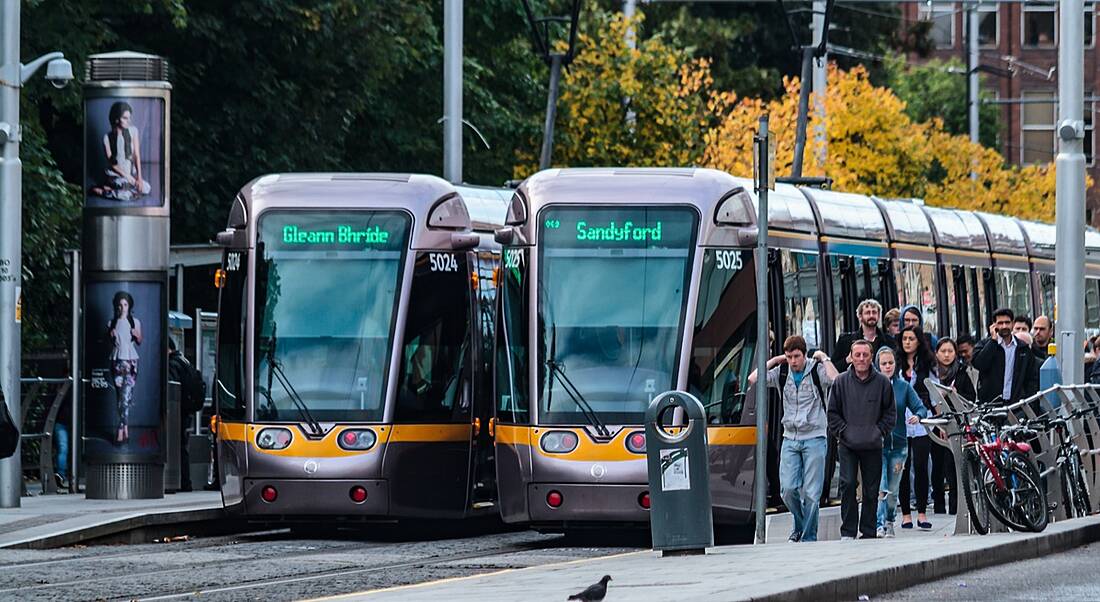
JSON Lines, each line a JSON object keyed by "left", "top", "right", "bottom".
{"left": 174, "top": 264, "right": 183, "bottom": 312}
{"left": 811, "top": 0, "right": 827, "bottom": 167}
{"left": 1056, "top": 0, "right": 1086, "bottom": 384}
{"left": 70, "top": 250, "right": 80, "bottom": 493}
{"left": 539, "top": 53, "right": 564, "bottom": 171}
{"left": 0, "top": 0, "right": 21, "bottom": 508}
{"left": 790, "top": 47, "right": 814, "bottom": 179}
{"left": 443, "top": 0, "right": 463, "bottom": 184}
{"left": 753, "top": 115, "right": 770, "bottom": 544}
{"left": 967, "top": 1, "right": 980, "bottom": 179}
{"left": 624, "top": 0, "right": 636, "bottom": 47}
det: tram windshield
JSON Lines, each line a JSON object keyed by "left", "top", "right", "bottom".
{"left": 537, "top": 206, "right": 697, "bottom": 425}
{"left": 254, "top": 210, "right": 409, "bottom": 422}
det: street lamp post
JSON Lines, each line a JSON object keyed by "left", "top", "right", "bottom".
{"left": 0, "top": 0, "right": 73, "bottom": 508}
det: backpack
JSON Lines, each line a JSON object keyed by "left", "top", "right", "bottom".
{"left": 0, "top": 386, "right": 17, "bottom": 460}
{"left": 170, "top": 353, "right": 206, "bottom": 414}
{"left": 778, "top": 360, "right": 826, "bottom": 408}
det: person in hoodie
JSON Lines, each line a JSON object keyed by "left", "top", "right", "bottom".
{"left": 900, "top": 304, "right": 939, "bottom": 349}
{"left": 827, "top": 339, "right": 896, "bottom": 540}
{"left": 874, "top": 346, "right": 927, "bottom": 538}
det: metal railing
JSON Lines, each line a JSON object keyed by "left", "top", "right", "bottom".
{"left": 19, "top": 376, "right": 73, "bottom": 495}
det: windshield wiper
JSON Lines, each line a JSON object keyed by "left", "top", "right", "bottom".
{"left": 263, "top": 324, "right": 324, "bottom": 437}
{"left": 545, "top": 325, "right": 611, "bottom": 438}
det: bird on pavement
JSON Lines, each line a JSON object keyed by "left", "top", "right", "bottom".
{"left": 567, "top": 575, "right": 612, "bottom": 601}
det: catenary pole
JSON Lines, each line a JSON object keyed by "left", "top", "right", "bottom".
{"left": 443, "top": 0, "right": 462, "bottom": 184}
{"left": 753, "top": 115, "right": 770, "bottom": 544}
{"left": 967, "top": 1, "right": 980, "bottom": 179}
{"left": 812, "top": 0, "right": 827, "bottom": 167}
{"left": 1056, "top": 0, "right": 1086, "bottom": 384}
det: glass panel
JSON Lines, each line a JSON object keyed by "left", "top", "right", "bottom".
{"left": 782, "top": 251, "right": 821, "bottom": 350}
{"left": 896, "top": 261, "right": 938, "bottom": 335}
{"left": 830, "top": 256, "right": 846, "bottom": 336}
{"left": 537, "top": 206, "right": 697, "bottom": 425}
{"left": 920, "top": 3, "right": 955, "bottom": 48}
{"left": 1086, "top": 279, "right": 1100, "bottom": 334}
{"left": 944, "top": 264, "right": 959, "bottom": 336}
{"left": 475, "top": 251, "right": 499, "bottom": 397}
{"left": 993, "top": 269, "right": 1032, "bottom": 317}
{"left": 254, "top": 211, "right": 409, "bottom": 423}
{"left": 689, "top": 249, "right": 757, "bottom": 425}
{"left": 1023, "top": 3, "right": 1056, "bottom": 47}
{"left": 1023, "top": 130, "right": 1055, "bottom": 164}
{"left": 1022, "top": 93, "right": 1055, "bottom": 125}
{"left": 215, "top": 249, "right": 247, "bottom": 421}
{"left": 496, "top": 247, "right": 529, "bottom": 423}
{"left": 1038, "top": 273, "right": 1056, "bottom": 319}
{"left": 867, "top": 259, "right": 884, "bottom": 309}
{"left": 971, "top": 267, "right": 990, "bottom": 338}
{"left": 978, "top": 6, "right": 998, "bottom": 47}
{"left": 395, "top": 252, "right": 472, "bottom": 423}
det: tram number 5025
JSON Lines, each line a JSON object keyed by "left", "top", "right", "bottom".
{"left": 503, "top": 249, "right": 524, "bottom": 269}
{"left": 715, "top": 250, "right": 744, "bottom": 271}
{"left": 429, "top": 252, "right": 459, "bottom": 273}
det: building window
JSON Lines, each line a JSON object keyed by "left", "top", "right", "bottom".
{"left": 1087, "top": 3, "right": 1095, "bottom": 48}
{"left": 1023, "top": 1, "right": 1056, "bottom": 48}
{"left": 919, "top": 2, "right": 956, "bottom": 49}
{"left": 978, "top": 4, "right": 998, "bottom": 48}
{"left": 1021, "top": 90, "right": 1055, "bottom": 165}
{"left": 1086, "top": 99, "right": 1095, "bottom": 166}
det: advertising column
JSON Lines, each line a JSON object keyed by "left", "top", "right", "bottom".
{"left": 82, "top": 52, "right": 170, "bottom": 499}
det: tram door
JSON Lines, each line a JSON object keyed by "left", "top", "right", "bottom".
{"left": 214, "top": 247, "right": 248, "bottom": 507}
{"left": 470, "top": 249, "right": 500, "bottom": 505}
{"left": 387, "top": 250, "right": 475, "bottom": 517}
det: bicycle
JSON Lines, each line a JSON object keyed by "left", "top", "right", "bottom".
{"left": 925, "top": 406, "right": 1049, "bottom": 534}
{"left": 1021, "top": 410, "right": 1092, "bottom": 519}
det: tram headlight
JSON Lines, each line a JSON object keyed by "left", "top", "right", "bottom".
{"left": 256, "top": 428, "right": 293, "bottom": 450}
{"left": 540, "top": 431, "right": 579, "bottom": 454}
{"left": 338, "top": 429, "right": 377, "bottom": 451}
{"left": 625, "top": 431, "right": 647, "bottom": 454}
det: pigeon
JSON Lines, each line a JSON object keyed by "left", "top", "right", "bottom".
{"left": 567, "top": 575, "right": 612, "bottom": 601}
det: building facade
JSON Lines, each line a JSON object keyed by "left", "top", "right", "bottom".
{"left": 904, "top": 1, "right": 1099, "bottom": 224}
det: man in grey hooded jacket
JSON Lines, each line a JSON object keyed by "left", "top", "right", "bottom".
{"left": 827, "top": 339, "right": 896, "bottom": 540}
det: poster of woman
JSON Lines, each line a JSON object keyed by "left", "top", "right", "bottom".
{"left": 84, "top": 97, "right": 165, "bottom": 208}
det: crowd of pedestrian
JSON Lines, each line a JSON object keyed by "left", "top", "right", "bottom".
{"left": 752, "top": 298, "right": 1052, "bottom": 542}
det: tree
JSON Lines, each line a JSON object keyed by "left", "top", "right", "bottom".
{"left": 703, "top": 65, "right": 1072, "bottom": 221}
{"left": 885, "top": 56, "right": 1001, "bottom": 149}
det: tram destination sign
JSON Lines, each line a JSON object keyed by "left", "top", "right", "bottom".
{"left": 282, "top": 224, "right": 391, "bottom": 245}
{"left": 261, "top": 211, "right": 409, "bottom": 251}
{"left": 541, "top": 207, "right": 695, "bottom": 248}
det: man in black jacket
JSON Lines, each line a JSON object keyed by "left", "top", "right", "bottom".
{"left": 972, "top": 308, "right": 1040, "bottom": 407}
{"left": 827, "top": 340, "right": 895, "bottom": 540}
{"left": 830, "top": 299, "right": 896, "bottom": 374}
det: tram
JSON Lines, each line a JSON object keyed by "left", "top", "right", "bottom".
{"left": 491, "top": 167, "right": 1100, "bottom": 533}
{"left": 211, "top": 173, "right": 508, "bottom": 521}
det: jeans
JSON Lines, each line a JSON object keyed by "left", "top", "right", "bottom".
{"left": 839, "top": 444, "right": 883, "bottom": 539}
{"left": 53, "top": 423, "right": 69, "bottom": 481}
{"left": 900, "top": 435, "right": 931, "bottom": 515}
{"left": 779, "top": 436, "right": 828, "bottom": 542}
{"left": 876, "top": 444, "right": 908, "bottom": 529}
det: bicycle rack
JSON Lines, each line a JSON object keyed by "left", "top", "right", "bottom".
{"left": 1005, "top": 393, "right": 1066, "bottom": 522}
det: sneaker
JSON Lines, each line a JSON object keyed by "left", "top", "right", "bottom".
{"left": 884, "top": 523, "right": 896, "bottom": 538}
{"left": 788, "top": 532, "right": 802, "bottom": 543}
{"left": 876, "top": 527, "right": 885, "bottom": 538}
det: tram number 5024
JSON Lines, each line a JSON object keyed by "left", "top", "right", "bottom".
{"left": 715, "top": 250, "right": 744, "bottom": 271}
{"left": 429, "top": 252, "right": 459, "bottom": 273}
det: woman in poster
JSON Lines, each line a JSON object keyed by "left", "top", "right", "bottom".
{"left": 91, "top": 101, "right": 151, "bottom": 201}
{"left": 108, "top": 291, "right": 142, "bottom": 444}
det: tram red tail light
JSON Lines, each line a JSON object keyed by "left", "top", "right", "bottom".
{"left": 546, "top": 490, "right": 563, "bottom": 508}
{"left": 338, "top": 429, "right": 377, "bottom": 451}
{"left": 541, "top": 431, "right": 579, "bottom": 454}
{"left": 626, "top": 432, "right": 647, "bottom": 454}
{"left": 639, "top": 491, "right": 651, "bottom": 509}
{"left": 349, "top": 486, "right": 368, "bottom": 504}
{"left": 256, "top": 428, "right": 293, "bottom": 450}
{"left": 260, "top": 485, "right": 278, "bottom": 503}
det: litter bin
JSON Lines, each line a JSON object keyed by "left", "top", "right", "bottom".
{"left": 645, "top": 390, "right": 713, "bottom": 555}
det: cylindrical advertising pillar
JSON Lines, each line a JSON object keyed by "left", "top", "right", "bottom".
{"left": 82, "top": 51, "right": 170, "bottom": 499}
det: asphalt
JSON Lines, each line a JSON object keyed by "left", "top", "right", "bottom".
{"left": 318, "top": 516, "right": 1100, "bottom": 602}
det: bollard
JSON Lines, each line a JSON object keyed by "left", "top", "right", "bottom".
{"left": 645, "top": 391, "right": 713, "bottom": 556}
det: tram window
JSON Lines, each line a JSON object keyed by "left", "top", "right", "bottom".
{"left": 476, "top": 251, "right": 500, "bottom": 391}
{"left": 944, "top": 265, "right": 960, "bottom": 336}
{"left": 1037, "top": 273, "right": 1055, "bottom": 318}
{"left": 968, "top": 267, "right": 990, "bottom": 335}
{"left": 215, "top": 250, "right": 247, "bottom": 421}
{"left": 496, "top": 247, "right": 529, "bottom": 423}
{"left": 862, "top": 259, "right": 887, "bottom": 310}
{"left": 1087, "top": 278, "right": 1100, "bottom": 335}
{"left": 828, "top": 256, "right": 851, "bottom": 336}
{"left": 781, "top": 251, "right": 821, "bottom": 350}
{"left": 395, "top": 252, "right": 473, "bottom": 423}
{"left": 689, "top": 249, "right": 756, "bottom": 425}
{"left": 253, "top": 211, "right": 410, "bottom": 423}
{"left": 895, "top": 261, "right": 938, "bottom": 334}
{"left": 993, "top": 268, "right": 1031, "bottom": 316}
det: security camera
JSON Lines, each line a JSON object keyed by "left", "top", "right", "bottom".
{"left": 44, "top": 58, "right": 73, "bottom": 89}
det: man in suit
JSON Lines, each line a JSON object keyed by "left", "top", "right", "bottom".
{"left": 972, "top": 308, "right": 1040, "bottom": 406}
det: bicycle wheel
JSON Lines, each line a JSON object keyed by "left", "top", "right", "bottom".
{"left": 961, "top": 449, "right": 991, "bottom": 535}
{"left": 1061, "top": 460, "right": 1079, "bottom": 519}
{"left": 985, "top": 451, "right": 1048, "bottom": 532}
{"left": 1071, "top": 454, "right": 1092, "bottom": 517}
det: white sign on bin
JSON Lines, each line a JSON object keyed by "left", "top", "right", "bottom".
{"left": 660, "top": 447, "right": 690, "bottom": 491}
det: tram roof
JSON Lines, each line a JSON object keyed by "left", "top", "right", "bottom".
{"left": 974, "top": 211, "right": 1029, "bottom": 256}
{"left": 920, "top": 206, "right": 991, "bottom": 253}
{"left": 454, "top": 184, "right": 510, "bottom": 232}
{"left": 1017, "top": 219, "right": 1056, "bottom": 259}
{"left": 731, "top": 177, "right": 819, "bottom": 235}
{"left": 797, "top": 187, "right": 887, "bottom": 242}
{"left": 872, "top": 197, "right": 934, "bottom": 245}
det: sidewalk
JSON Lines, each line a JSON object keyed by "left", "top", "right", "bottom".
{"left": 0, "top": 491, "right": 223, "bottom": 549}
{"left": 323, "top": 516, "right": 1100, "bottom": 602}
{"left": 766, "top": 505, "right": 955, "bottom": 542}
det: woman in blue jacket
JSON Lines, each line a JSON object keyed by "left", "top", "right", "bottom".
{"left": 875, "top": 346, "right": 928, "bottom": 538}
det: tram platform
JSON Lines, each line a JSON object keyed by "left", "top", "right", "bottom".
{"left": 324, "top": 516, "right": 1100, "bottom": 602}
{"left": 0, "top": 491, "right": 223, "bottom": 549}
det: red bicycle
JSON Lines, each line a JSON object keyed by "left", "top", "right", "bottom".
{"left": 927, "top": 407, "right": 1049, "bottom": 534}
